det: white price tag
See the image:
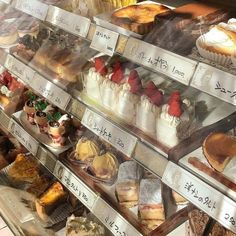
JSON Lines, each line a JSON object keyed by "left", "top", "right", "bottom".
{"left": 82, "top": 109, "right": 137, "bottom": 157}
{"left": 90, "top": 26, "right": 119, "bottom": 56}
{"left": 4, "top": 55, "right": 35, "bottom": 84}
{"left": 191, "top": 63, "right": 236, "bottom": 106}
{"left": 123, "top": 38, "right": 197, "bottom": 85}
{"left": 46, "top": 6, "right": 90, "bottom": 38}
{"left": 53, "top": 161, "right": 97, "bottom": 210}
{"left": 93, "top": 198, "right": 142, "bottom": 236}
{"left": 9, "top": 120, "right": 39, "bottom": 155}
{"left": 162, "top": 162, "right": 236, "bottom": 234}
{"left": 0, "top": 0, "right": 11, "bottom": 4}
{"left": 31, "top": 74, "right": 71, "bottom": 110}
{"left": 15, "top": 0, "right": 49, "bottom": 21}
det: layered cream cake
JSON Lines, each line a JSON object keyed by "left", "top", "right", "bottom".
{"left": 85, "top": 57, "right": 109, "bottom": 103}
{"left": 136, "top": 81, "right": 163, "bottom": 137}
{"left": 156, "top": 91, "right": 183, "bottom": 147}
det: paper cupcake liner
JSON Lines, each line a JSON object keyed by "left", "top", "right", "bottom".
{"left": 196, "top": 36, "right": 232, "bottom": 66}
{"left": 231, "top": 54, "right": 236, "bottom": 68}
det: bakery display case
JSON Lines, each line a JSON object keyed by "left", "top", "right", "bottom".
{"left": 0, "top": 0, "right": 236, "bottom": 235}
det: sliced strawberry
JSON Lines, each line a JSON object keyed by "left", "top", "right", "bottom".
{"left": 0, "top": 71, "right": 12, "bottom": 86}
{"left": 149, "top": 90, "right": 163, "bottom": 106}
{"left": 94, "top": 57, "right": 107, "bottom": 76}
{"left": 168, "top": 100, "right": 182, "bottom": 117}
{"left": 8, "top": 78, "right": 23, "bottom": 91}
{"left": 111, "top": 68, "right": 124, "bottom": 84}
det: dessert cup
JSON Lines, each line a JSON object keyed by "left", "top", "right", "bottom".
{"left": 48, "top": 121, "right": 66, "bottom": 146}
{"left": 35, "top": 111, "right": 48, "bottom": 134}
{"left": 23, "top": 100, "right": 36, "bottom": 125}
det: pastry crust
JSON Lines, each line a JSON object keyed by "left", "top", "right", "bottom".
{"left": 111, "top": 4, "right": 170, "bottom": 34}
{"left": 203, "top": 132, "right": 236, "bottom": 172}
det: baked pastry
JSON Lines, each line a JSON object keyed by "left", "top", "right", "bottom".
{"left": 91, "top": 152, "right": 118, "bottom": 180}
{"left": 35, "top": 182, "right": 67, "bottom": 222}
{"left": 27, "top": 175, "right": 51, "bottom": 197}
{"left": 203, "top": 132, "right": 236, "bottom": 172}
{"left": 141, "top": 219, "right": 163, "bottom": 231}
{"left": 8, "top": 154, "right": 39, "bottom": 183}
{"left": 116, "top": 180, "right": 139, "bottom": 208}
{"left": 172, "top": 190, "right": 188, "bottom": 205}
{"left": 0, "top": 22, "right": 18, "bottom": 46}
{"left": 188, "top": 209, "right": 209, "bottom": 235}
{"left": 74, "top": 138, "right": 100, "bottom": 163}
{"left": 111, "top": 3, "right": 170, "bottom": 34}
{"left": 66, "top": 214, "right": 105, "bottom": 236}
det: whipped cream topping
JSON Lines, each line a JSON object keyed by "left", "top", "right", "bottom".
{"left": 88, "top": 67, "right": 107, "bottom": 83}
{"left": 139, "top": 95, "right": 160, "bottom": 113}
{"left": 218, "top": 22, "right": 236, "bottom": 33}
{"left": 202, "top": 26, "right": 235, "bottom": 48}
{"left": 160, "top": 104, "right": 181, "bottom": 127}
{"left": 0, "top": 85, "right": 13, "bottom": 97}
{"left": 228, "top": 18, "right": 236, "bottom": 24}
{"left": 58, "top": 114, "right": 70, "bottom": 124}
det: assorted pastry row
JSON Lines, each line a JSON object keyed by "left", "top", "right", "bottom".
{"left": 68, "top": 137, "right": 188, "bottom": 231}
{"left": 84, "top": 55, "right": 198, "bottom": 147}
{"left": 23, "top": 92, "right": 82, "bottom": 147}
{"left": 0, "top": 8, "right": 39, "bottom": 47}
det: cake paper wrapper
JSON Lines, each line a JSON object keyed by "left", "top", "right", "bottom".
{"left": 196, "top": 36, "right": 232, "bottom": 66}
{"left": 139, "top": 179, "right": 162, "bottom": 205}
{"left": 117, "top": 161, "right": 143, "bottom": 183}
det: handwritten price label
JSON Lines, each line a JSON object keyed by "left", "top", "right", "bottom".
{"left": 9, "top": 119, "right": 39, "bottom": 155}
{"left": 162, "top": 162, "right": 236, "bottom": 234}
{"left": 53, "top": 161, "right": 97, "bottom": 210}
{"left": 93, "top": 198, "right": 142, "bottom": 236}
{"left": 191, "top": 63, "right": 236, "bottom": 106}
{"left": 15, "top": 0, "right": 49, "bottom": 20}
{"left": 123, "top": 38, "right": 197, "bottom": 85}
{"left": 31, "top": 74, "right": 71, "bottom": 110}
{"left": 46, "top": 6, "right": 90, "bottom": 38}
{"left": 4, "top": 55, "right": 35, "bottom": 84}
{"left": 82, "top": 109, "right": 137, "bottom": 157}
{"left": 90, "top": 26, "right": 119, "bottom": 56}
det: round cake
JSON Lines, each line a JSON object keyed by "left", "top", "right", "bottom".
{"left": 111, "top": 3, "right": 170, "bottom": 34}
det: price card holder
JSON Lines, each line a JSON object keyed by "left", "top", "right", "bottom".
{"left": 36, "top": 146, "right": 57, "bottom": 173}
{"left": 82, "top": 108, "right": 137, "bottom": 157}
{"left": 123, "top": 37, "right": 197, "bottom": 85}
{"left": 90, "top": 26, "right": 119, "bottom": 56}
{"left": 191, "top": 63, "right": 236, "bottom": 106}
{"left": 4, "top": 54, "right": 35, "bottom": 84}
{"left": 0, "top": 109, "right": 10, "bottom": 131}
{"left": 53, "top": 161, "right": 98, "bottom": 210}
{"left": 15, "top": 0, "right": 49, "bottom": 21}
{"left": 93, "top": 198, "right": 142, "bottom": 236}
{"left": 9, "top": 119, "right": 39, "bottom": 156}
{"left": 46, "top": 6, "right": 90, "bottom": 38}
{"left": 68, "top": 98, "right": 86, "bottom": 120}
{"left": 162, "top": 162, "right": 236, "bottom": 234}
{"left": 31, "top": 74, "right": 71, "bottom": 110}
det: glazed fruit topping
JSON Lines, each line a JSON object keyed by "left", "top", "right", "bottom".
{"left": 149, "top": 90, "right": 163, "bottom": 106}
